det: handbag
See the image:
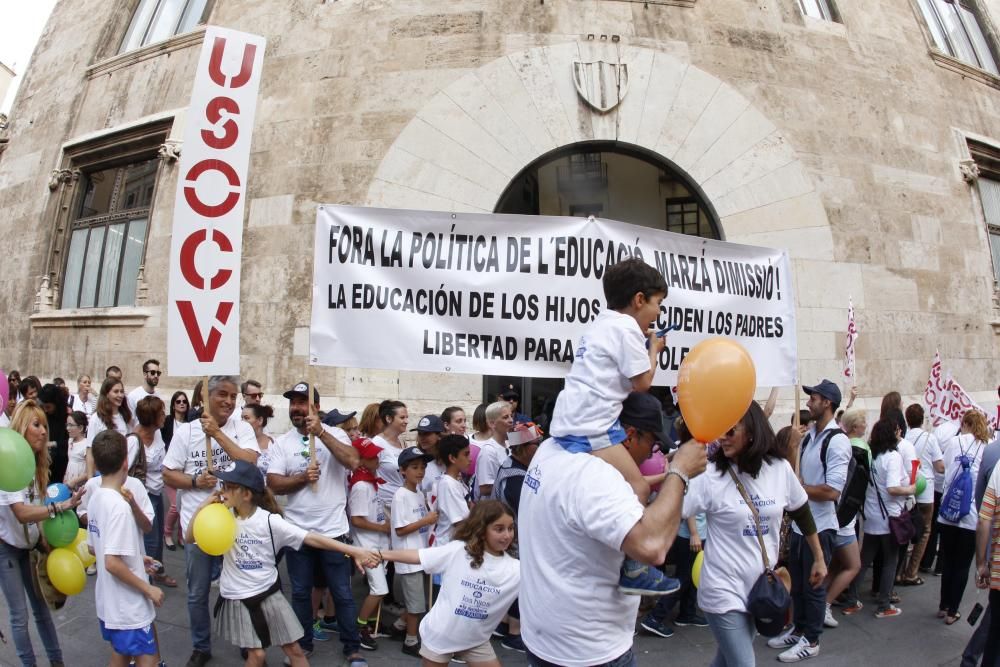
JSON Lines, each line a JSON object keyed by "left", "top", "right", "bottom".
{"left": 727, "top": 467, "right": 791, "bottom": 637}
{"left": 872, "top": 459, "right": 916, "bottom": 546}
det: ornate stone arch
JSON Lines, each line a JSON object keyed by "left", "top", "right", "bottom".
{"left": 365, "top": 41, "right": 834, "bottom": 262}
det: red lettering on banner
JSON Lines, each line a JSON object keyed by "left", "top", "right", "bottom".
{"left": 208, "top": 37, "right": 257, "bottom": 89}
{"left": 179, "top": 229, "right": 234, "bottom": 290}
{"left": 176, "top": 300, "right": 235, "bottom": 362}
{"left": 201, "top": 97, "right": 240, "bottom": 149}
{"left": 183, "top": 159, "right": 241, "bottom": 218}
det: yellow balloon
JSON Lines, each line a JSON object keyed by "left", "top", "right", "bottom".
{"left": 192, "top": 503, "right": 237, "bottom": 556}
{"left": 47, "top": 547, "right": 86, "bottom": 596}
{"left": 678, "top": 338, "right": 757, "bottom": 442}
{"left": 69, "top": 527, "right": 95, "bottom": 568}
{"left": 692, "top": 550, "right": 704, "bottom": 589}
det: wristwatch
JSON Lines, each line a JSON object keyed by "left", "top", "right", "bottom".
{"left": 191, "top": 473, "right": 198, "bottom": 489}
{"left": 666, "top": 470, "right": 689, "bottom": 494}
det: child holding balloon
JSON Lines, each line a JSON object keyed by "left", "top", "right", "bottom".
{"left": 185, "top": 460, "right": 379, "bottom": 667}
{"left": 547, "top": 258, "right": 677, "bottom": 595}
{"left": 87, "top": 429, "right": 164, "bottom": 667}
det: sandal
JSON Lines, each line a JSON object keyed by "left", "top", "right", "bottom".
{"left": 899, "top": 577, "right": 924, "bottom": 586}
{"left": 153, "top": 573, "right": 178, "bottom": 588}
{"left": 945, "top": 613, "right": 961, "bottom": 625}
{"left": 937, "top": 610, "right": 948, "bottom": 618}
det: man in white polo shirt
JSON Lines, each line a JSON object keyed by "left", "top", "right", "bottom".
{"left": 266, "top": 382, "right": 364, "bottom": 665}
{"left": 519, "top": 392, "right": 706, "bottom": 667}
{"left": 161, "top": 375, "right": 259, "bottom": 667}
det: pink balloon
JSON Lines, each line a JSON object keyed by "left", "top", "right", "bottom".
{"left": 0, "top": 371, "right": 7, "bottom": 409}
{"left": 466, "top": 442, "right": 481, "bottom": 478}
{"left": 640, "top": 450, "right": 667, "bottom": 492}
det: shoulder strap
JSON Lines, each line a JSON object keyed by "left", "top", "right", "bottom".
{"left": 870, "top": 458, "right": 889, "bottom": 520}
{"left": 267, "top": 512, "right": 277, "bottom": 560}
{"left": 726, "top": 467, "right": 771, "bottom": 572}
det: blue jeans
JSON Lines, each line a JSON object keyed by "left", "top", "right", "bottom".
{"left": 788, "top": 530, "right": 835, "bottom": 643}
{"left": 143, "top": 492, "right": 164, "bottom": 563}
{"left": 185, "top": 542, "right": 222, "bottom": 653}
{"left": 705, "top": 610, "right": 756, "bottom": 667}
{"left": 526, "top": 647, "right": 636, "bottom": 667}
{"left": 0, "top": 541, "right": 64, "bottom": 666}
{"left": 286, "top": 542, "right": 361, "bottom": 655}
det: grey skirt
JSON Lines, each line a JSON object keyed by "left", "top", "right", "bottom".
{"left": 214, "top": 591, "right": 304, "bottom": 649}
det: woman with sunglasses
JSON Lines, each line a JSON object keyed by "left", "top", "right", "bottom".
{"left": 161, "top": 391, "right": 190, "bottom": 550}
{"left": 683, "top": 402, "right": 826, "bottom": 667}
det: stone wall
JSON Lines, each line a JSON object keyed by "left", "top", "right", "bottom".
{"left": 2, "top": 0, "right": 1000, "bottom": 422}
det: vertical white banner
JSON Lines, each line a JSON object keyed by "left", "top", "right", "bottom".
{"left": 167, "top": 26, "right": 266, "bottom": 376}
{"left": 843, "top": 297, "right": 856, "bottom": 384}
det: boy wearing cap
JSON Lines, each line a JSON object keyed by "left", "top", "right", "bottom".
{"left": 412, "top": 415, "right": 446, "bottom": 501}
{"left": 391, "top": 447, "right": 439, "bottom": 656}
{"left": 349, "top": 437, "right": 390, "bottom": 650}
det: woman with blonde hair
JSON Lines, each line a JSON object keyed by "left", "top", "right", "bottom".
{"left": 0, "top": 400, "right": 83, "bottom": 667}
{"left": 357, "top": 402, "right": 381, "bottom": 438}
{"left": 937, "top": 409, "right": 991, "bottom": 624}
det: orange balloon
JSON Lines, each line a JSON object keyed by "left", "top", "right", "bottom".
{"left": 677, "top": 338, "right": 757, "bottom": 442}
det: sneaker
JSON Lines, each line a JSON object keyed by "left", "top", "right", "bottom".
{"left": 875, "top": 605, "right": 902, "bottom": 618}
{"left": 318, "top": 617, "right": 340, "bottom": 632}
{"left": 767, "top": 628, "right": 800, "bottom": 649}
{"left": 185, "top": 650, "right": 212, "bottom": 667}
{"left": 777, "top": 636, "right": 820, "bottom": 663}
{"left": 823, "top": 603, "right": 839, "bottom": 628}
{"left": 86, "top": 564, "right": 97, "bottom": 576}
{"left": 492, "top": 621, "right": 509, "bottom": 638}
{"left": 283, "top": 651, "right": 313, "bottom": 666}
{"left": 402, "top": 641, "right": 422, "bottom": 657}
{"left": 639, "top": 615, "right": 674, "bottom": 638}
{"left": 618, "top": 565, "right": 681, "bottom": 596}
{"left": 501, "top": 634, "right": 527, "bottom": 652}
{"left": 842, "top": 601, "right": 864, "bottom": 615}
{"left": 673, "top": 615, "right": 709, "bottom": 627}
{"left": 359, "top": 627, "right": 378, "bottom": 651}
{"left": 312, "top": 620, "right": 331, "bottom": 642}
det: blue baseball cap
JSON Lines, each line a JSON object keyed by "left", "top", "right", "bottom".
{"left": 214, "top": 460, "right": 265, "bottom": 493}
{"left": 803, "top": 379, "right": 842, "bottom": 406}
{"left": 410, "top": 414, "right": 445, "bottom": 433}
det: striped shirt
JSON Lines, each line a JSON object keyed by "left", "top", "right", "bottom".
{"left": 977, "top": 462, "right": 1000, "bottom": 589}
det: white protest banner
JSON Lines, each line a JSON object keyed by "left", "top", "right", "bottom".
{"left": 923, "top": 350, "right": 997, "bottom": 428}
{"left": 167, "top": 26, "right": 266, "bottom": 376}
{"left": 843, "top": 297, "right": 857, "bottom": 385}
{"left": 310, "top": 206, "right": 797, "bottom": 386}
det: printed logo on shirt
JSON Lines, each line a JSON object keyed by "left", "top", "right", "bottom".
{"left": 454, "top": 576, "right": 501, "bottom": 620}
{"left": 88, "top": 520, "right": 101, "bottom": 538}
{"left": 575, "top": 337, "right": 588, "bottom": 359}
{"left": 524, "top": 465, "right": 541, "bottom": 493}
{"left": 233, "top": 534, "right": 267, "bottom": 571}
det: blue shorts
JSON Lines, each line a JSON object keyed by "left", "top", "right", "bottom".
{"left": 834, "top": 532, "right": 857, "bottom": 549}
{"left": 554, "top": 420, "right": 627, "bottom": 453}
{"left": 99, "top": 619, "right": 157, "bottom": 656}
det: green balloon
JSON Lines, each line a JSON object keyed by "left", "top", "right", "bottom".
{"left": 43, "top": 511, "right": 80, "bottom": 548}
{"left": 915, "top": 474, "right": 927, "bottom": 496}
{"left": 0, "top": 428, "right": 36, "bottom": 492}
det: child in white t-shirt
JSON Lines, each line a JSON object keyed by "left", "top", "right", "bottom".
{"left": 382, "top": 499, "right": 520, "bottom": 665}
{"left": 186, "top": 460, "right": 378, "bottom": 665}
{"left": 87, "top": 430, "right": 164, "bottom": 667}
{"left": 348, "top": 437, "right": 392, "bottom": 650}
{"left": 433, "top": 435, "right": 472, "bottom": 547}
{"left": 391, "top": 447, "right": 439, "bottom": 656}
{"left": 548, "top": 257, "right": 674, "bottom": 595}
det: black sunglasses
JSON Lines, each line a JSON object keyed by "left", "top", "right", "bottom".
{"left": 146, "top": 370, "right": 162, "bottom": 376}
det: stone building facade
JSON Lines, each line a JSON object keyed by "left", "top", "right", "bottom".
{"left": 2, "top": 0, "right": 1000, "bottom": 421}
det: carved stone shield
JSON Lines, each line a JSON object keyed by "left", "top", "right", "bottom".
{"left": 573, "top": 61, "right": 629, "bottom": 113}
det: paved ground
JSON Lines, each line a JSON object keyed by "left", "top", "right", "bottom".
{"left": 0, "top": 544, "right": 985, "bottom": 666}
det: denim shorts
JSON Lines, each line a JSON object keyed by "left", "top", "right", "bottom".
{"left": 554, "top": 420, "right": 627, "bottom": 453}
{"left": 99, "top": 620, "right": 157, "bottom": 656}
{"left": 834, "top": 532, "right": 857, "bottom": 549}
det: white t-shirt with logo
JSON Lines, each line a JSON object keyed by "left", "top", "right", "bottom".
{"left": 549, "top": 309, "right": 650, "bottom": 444}
{"left": 0, "top": 482, "right": 41, "bottom": 549}
{"left": 87, "top": 487, "right": 155, "bottom": 630}
{"left": 77, "top": 475, "right": 154, "bottom": 525}
{"left": 374, "top": 436, "right": 405, "bottom": 510}
{"left": 519, "top": 439, "right": 644, "bottom": 667}
{"left": 349, "top": 481, "right": 390, "bottom": 550}
{"left": 391, "top": 486, "right": 431, "bottom": 574}
{"left": 220, "top": 508, "right": 307, "bottom": 599}
{"left": 683, "top": 458, "right": 807, "bottom": 615}
{"left": 418, "top": 540, "right": 520, "bottom": 655}
{"left": 474, "top": 438, "right": 507, "bottom": 497}
{"left": 863, "top": 450, "right": 906, "bottom": 535}
{"left": 907, "top": 428, "right": 943, "bottom": 505}
{"left": 940, "top": 433, "right": 986, "bottom": 531}
{"left": 434, "top": 474, "right": 470, "bottom": 547}
{"left": 161, "top": 416, "right": 259, "bottom": 532}
{"left": 266, "top": 425, "right": 351, "bottom": 538}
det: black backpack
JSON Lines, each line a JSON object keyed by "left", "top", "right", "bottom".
{"left": 807, "top": 428, "right": 869, "bottom": 528}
